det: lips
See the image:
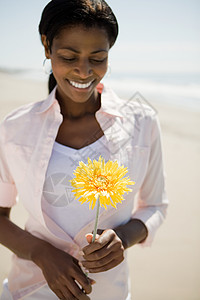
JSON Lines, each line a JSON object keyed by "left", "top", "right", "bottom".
{"left": 69, "top": 80, "right": 94, "bottom": 89}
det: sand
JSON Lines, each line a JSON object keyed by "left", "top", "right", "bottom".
{"left": 0, "top": 72, "right": 200, "bottom": 299}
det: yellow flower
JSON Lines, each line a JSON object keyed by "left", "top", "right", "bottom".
{"left": 70, "top": 156, "right": 135, "bottom": 210}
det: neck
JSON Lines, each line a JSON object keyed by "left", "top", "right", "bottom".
{"left": 56, "top": 90, "right": 101, "bottom": 119}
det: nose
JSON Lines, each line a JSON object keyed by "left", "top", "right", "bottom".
{"left": 73, "top": 59, "right": 93, "bottom": 78}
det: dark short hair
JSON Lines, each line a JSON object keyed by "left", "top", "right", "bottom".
{"left": 39, "top": 0, "right": 119, "bottom": 50}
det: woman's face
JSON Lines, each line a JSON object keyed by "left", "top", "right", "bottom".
{"left": 44, "top": 25, "right": 110, "bottom": 104}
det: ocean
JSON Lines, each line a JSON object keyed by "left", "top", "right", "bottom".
{"left": 9, "top": 68, "right": 200, "bottom": 112}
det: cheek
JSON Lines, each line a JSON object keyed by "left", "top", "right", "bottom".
{"left": 96, "top": 63, "right": 108, "bottom": 78}
{"left": 51, "top": 60, "right": 67, "bottom": 78}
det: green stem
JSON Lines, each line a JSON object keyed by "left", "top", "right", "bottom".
{"left": 92, "top": 197, "right": 100, "bottom": 243}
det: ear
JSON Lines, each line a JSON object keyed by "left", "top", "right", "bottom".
{"left": 41, "top": 34, "right": 51, "bottom": 59}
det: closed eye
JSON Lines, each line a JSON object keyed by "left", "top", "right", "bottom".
{"left": 59, "top": 56, "right": 107, "bottom": 64}
{"left": 59, "top": 56, "right": 76, "bottom": 62}
{"left": 90, "top": 58, "right": 107, "bottom": 64}
{"left": 64, "top": 58, "right": 76, "bottom": 62}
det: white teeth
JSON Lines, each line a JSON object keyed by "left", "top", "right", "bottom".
{"left": 69, "top": 80, "right": 93, "bottom": 89}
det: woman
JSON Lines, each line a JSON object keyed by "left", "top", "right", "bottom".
{"left": 0, "top": 0, "right": 168, "bottom": 299}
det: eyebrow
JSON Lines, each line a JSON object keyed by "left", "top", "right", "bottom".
{"left": 59, "top": 47, "right": 108, "bottom": 54}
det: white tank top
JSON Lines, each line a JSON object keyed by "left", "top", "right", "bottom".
{"left": 41, "top": 135, "right": 110, "bottom": 238}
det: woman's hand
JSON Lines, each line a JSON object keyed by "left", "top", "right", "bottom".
{"left": 33, "top": 243, "right": 93, "bottom": 300}
{"left": 0, "top": 208, "right": 95, "bottom": 299}
{"left": 81, "top": 229, "right": 125, "bottom": 273}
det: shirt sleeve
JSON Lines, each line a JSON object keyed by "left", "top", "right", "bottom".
{"left": 0, "top": 123, "right": 18, "bottom": 207}
{"left": 131, "top": 115, "right": 168, "bottom": 247}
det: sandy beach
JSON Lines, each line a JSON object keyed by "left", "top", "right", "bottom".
{"left": 0, "top": 72, "right": 200, "bottom": 299}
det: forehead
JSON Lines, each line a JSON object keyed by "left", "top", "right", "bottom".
{"left": 52, "top": 25, "right": 110, "bottom": 51}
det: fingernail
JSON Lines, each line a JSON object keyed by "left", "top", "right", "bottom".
{"left": 85, "top": 233, "right": 93, "bottom": 237}
{"left": 79, "top": 250, "right": 84, "bottom": 256}
{"left": 90, "top": 279, "right": 96, "bottom": 285}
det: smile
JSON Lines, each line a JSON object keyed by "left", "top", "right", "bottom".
{"left": 69, "top": 80, "right": 94, "bottom": 89}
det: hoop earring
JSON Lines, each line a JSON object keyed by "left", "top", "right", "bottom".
{"left": 43, "top": 58, "right": 52, "bottom": 75}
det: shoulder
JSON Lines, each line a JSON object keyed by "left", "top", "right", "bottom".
{"left": 120, "top": 92, "right": 157, "bottom": 120}
{"left": 2, "top": 99, "right": 47, "bottom": 122}
{"left": 0, "top": 98, "right": 47, "bottom": 143}
{"left": 103, "top": 86, "right": 157, "bottom": 122}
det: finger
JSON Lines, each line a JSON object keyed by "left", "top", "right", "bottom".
{"left": 66, "top": 278, "right": 91, "bottom": 300}
{"left": 57, "top": 285, "right": 77, "bottom": 300}
{"left": 85, "top": 233, "right": 100, "bottom": 244}
{"left": 88, "top": 277, "right": 96, "bottom": 285}
{"left": 85, "top": 233, "right": 93, "bottom": 244}
{"left": 86, "top": 257, "right": 124, "bottom": 273}
{"left": 83, "top": 237, "right": 123, "bottom": 261}
{"left": 82, "top": 251, "right": 120, "bottom": 269}
{"left": 83, "top": 230, "right": 115, "bottom": 255}
{"left": 72, "top": 263, "right": 92, "bottom": 295}
{"left": 53, "top": 288, "right": 65, "bottom": 299}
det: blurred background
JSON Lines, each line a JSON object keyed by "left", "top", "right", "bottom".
{"left": 0, "top": 0, "right": 200, "bottom": 299}
{"left": 0, "top": 0, "right": 200, "bottom": 108}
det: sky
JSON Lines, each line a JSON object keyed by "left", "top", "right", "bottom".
{"left": 0, "top": 0, "right": 200, "bottom": 76}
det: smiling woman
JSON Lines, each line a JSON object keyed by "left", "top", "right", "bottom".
{"left": 0, "top": 0, "right": 168, "bottom": 300}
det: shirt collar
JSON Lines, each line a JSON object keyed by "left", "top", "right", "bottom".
{"left": 35, "top": 87, "right": 59, "bottom": 114}
{"left": 35, "top": 83, "right": 123, "bottom": 118}
{"left": 99, "top": 84, "right": 123, "bottom": 118}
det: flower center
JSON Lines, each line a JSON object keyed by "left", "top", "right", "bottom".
{"left": 97, "top": 175, "right": 107, "bottom": 183}
{"left": 93, "top": 175, "right": 109, "bottom": 191}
